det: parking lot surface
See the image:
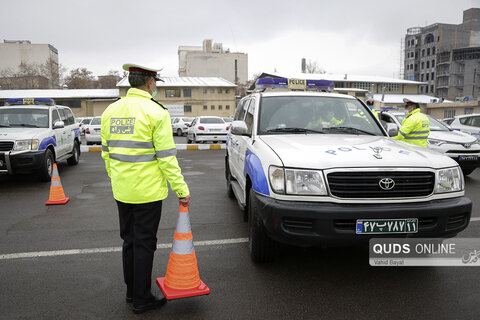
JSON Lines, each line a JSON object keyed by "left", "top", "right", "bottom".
{"left": 1, "top": 151, "right": 480, "bottom": 319}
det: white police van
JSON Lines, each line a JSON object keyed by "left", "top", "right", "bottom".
{"left": 0, "top": 98, "right": 81, "bottom": 181}
{"left": 226, "top": 77, "right": 472, "bottom": 262}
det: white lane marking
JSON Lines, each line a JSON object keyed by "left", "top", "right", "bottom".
{"left": 0, "top": 238, "right": 249, "bottom": 261}
{"left": 470, "top": 217, "right": 480, "bottom": 222}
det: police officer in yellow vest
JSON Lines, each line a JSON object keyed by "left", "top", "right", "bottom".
{"left": 101, "top": 63, "right": 190, "bottom": 314}
{"left": 365, "top": 99, "right": 379, "bottom": 119}
{"left": 392, "top": 98, "right": 430, "bottom": 148}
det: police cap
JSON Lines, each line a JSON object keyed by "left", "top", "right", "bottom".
{"left": 123, "top": 63, "right": 164, "bottom": 82}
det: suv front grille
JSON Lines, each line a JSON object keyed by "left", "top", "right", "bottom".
{"left": 0, "top": 141, "right": 14, "bottom": 152}
{"left": 327, "top": 171, "right": 435, "bottom": 198}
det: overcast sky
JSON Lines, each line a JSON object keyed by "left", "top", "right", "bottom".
{"left": 1, "top": 0, "right": 479, "bottom": 80}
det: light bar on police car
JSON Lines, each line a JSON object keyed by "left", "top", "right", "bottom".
{"left": 255, "top": 77, "right": 334, "bottom": 92}
{"left": 5, "top": 98, "right": 55, "bottom": 106}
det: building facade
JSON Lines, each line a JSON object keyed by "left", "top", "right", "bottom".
{"left": 178, "top": 39, "right": 248, "bottom": 85}
{"left": 0, "top": 40, "right": 59, "bottom": 88}
{"left": 117, "top": 76, "right": 236, "bottom": 117}
{"left": 404, "top": 8, "right": 480, "bottom": 100}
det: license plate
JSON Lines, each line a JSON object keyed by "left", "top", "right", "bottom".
{"left": 356, "top": 219, "right": 418, "bottom": 234}
{"left": 459, "top": 155, "right": 478, "bottom": 161}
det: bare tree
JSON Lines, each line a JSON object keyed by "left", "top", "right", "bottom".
{"left": 305, "top": 59, "right": 326, "bottom": 74}
{"left": 64, "top": 67, "right": 95, "bottom": 89}
{"left": 97, "top": 70, "right": 121, "bottom": 88}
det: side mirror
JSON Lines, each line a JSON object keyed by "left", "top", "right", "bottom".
{"left": 386, "top": 123, "right": 398, "bottom": 137}
{"left": 53, "top": 121, "right": 65, "bottom": 129}
{"left": 231, "top": 120, "right": 248, "bottom": 135}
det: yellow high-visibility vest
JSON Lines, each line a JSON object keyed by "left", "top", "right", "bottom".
{"left": 101, "top": 88, "right": 189, "bottom": 203}
{"left": 393, "top": 108, "right": 430, "bottom": 148}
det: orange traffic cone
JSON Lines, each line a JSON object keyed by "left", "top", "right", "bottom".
{"left": 156, "top": 205, "right": 210, "bottom": 300}
{"left": 45, "top": 163, "right": 70, "bottom": 205}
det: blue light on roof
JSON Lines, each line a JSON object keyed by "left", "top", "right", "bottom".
{"left": 5, "top": 98, "right": 55, "bottom": 106}
{"left": 255, "top": 77, "right": 334, "bottom": 92}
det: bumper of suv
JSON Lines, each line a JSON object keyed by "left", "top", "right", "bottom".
{"left": 195, "top": 133, "right": 227, "bottom": 142}
{"left": 253, "top": 192, "right": 472, "bottom": 247}
{"left": 0, "top": 150, "right": 45, "bottom": 174}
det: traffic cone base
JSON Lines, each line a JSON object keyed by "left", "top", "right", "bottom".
{"left": 46, "top": 197, "right": 70, "bottom": 205}
{"left": 156, "top": 277, "right": 210, "bottom": 300}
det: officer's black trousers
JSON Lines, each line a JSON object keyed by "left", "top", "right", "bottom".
{"left": 116, "top": 200, "right": 162, "bottom": 306}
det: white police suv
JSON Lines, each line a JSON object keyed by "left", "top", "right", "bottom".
{"left": 0, "top": 98, "right": 81, "bottom": 181}
{"left": 226, "top": 77, "right": 472, "bottom": 262}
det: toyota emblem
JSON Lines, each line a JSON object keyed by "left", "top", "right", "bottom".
{"left": 379, "top": 178, "right": 395, "bottom": 190}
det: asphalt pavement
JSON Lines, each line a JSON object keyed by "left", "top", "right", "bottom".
{"left": 1, "top": 150, "right": 480, "bottom": 319}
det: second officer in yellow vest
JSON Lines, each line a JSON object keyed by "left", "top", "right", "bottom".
{"left": 101, "top": 63, "right": 190, "bottom": 314}
{"left": 392, "top": 98, "right": 430, "bottom": 148}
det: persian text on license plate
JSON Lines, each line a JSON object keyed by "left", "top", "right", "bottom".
{"left": 356, "top": 218, "right": 418, "bottom": 234}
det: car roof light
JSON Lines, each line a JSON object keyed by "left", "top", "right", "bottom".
{"left": 255, "top": 77, "right": 334, "bottom": 92}
{"left": 5, "top": 98, "right": 55, "bottom": 106}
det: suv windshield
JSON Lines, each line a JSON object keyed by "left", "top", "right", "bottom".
{"left": 258, "top": 96, "right": 383, "bottom": 135}
{"left": 0, "top": 108, "right": 49, "bottom": 128}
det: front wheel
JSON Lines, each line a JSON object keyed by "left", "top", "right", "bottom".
{"left": 67, "top": 141, "right": 80, "bottom": 165}
{"left": 39, "top": 149, "right": 54, "bottom": 182}
{"left": 248, "top": 188, "right": 280, "bottom": 263}
{"left": 177, "top": 128, "right": 183, "bottom": 136}
{"left": 225, "top": 157, "right": 235, "bottom": 199}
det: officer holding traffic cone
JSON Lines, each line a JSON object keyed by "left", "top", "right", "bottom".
{"left": 101, "top": 63, "right": 191, "bottom": 314}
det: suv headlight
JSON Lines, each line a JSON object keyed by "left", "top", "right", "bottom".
{"left": 14, "top": 139, "right": 39, "bottom": 151}
{"left": 269, "top": 166, "right": 328, "bottom": 195}
{"left": 435, "top": 167, "right": 463, "bottom": 193}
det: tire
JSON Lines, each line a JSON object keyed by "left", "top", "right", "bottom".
{"left": 39, "top": 149, "right": 54, "bottom": 182}
{"left": 177, "top": 128, "right": 183, "bottom": 137}
{"left": 67, "top": 141, "right": 80, "bottom": 165}
{"left": 186, "top": 135, "right": 192, "bottom": 144}
{"left": 225, "top": 157, "right": 235, "bottom": 199}
{"left": 462, "top": 168, "right": 475, "bottom": 176}
{"left": 193, "top": 134, "right": 198, "bottom": 144}
{"left": 248, "top": 188, "right": 280, "bottom": 263}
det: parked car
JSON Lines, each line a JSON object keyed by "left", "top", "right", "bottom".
{"left": 84, "top": 116, "right": 101, "bottom": 145}
{"left": 0, "top": 98, "right": 81, "bottom": 181}
{"left": 380, "top": 111, "right": 480, "bottom": 175}
{"left": 186, "top": 116, "right": 228, "bottom": 143}
{"left": 75, "top": 117, "right": 93, "bottom": 135}
{"left": 448, "top": 113, "right": 480, "bottom": 139}
{"left": 172, "top": 117, "right": 194, "bottom": 136}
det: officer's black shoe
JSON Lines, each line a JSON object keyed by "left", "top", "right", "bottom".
{"left": 133, "top": 297, "right": 167, "bottom": 314}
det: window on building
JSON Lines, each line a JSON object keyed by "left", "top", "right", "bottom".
{"left": 203, "top": 88, "right": 207, "bottom": 94}
{"left": 432, "top": 59, "right": 435, "bottom": 67}
{"left": 406, "top": 65, "right": 409, "bottom": 70}
{"left": 421, "top": 62, "right": 424, "bottom": 69}
{"left": 444, "top": 110, "right": 456, "bottom": 118}
{"left": 211, "top": 105, "right": 215, "bottom": 110}
{"left": 410, "top": 64, "right": 414, "bottom": 70}
{"left": 210, "top": 89, "right": 215, "bottom": 93}
{"left": 184, "top": 105, "right": 192, "bottom": 113}
{"left": 203, "top": 105, "right": 207, "bottom": 110}
{"left": 431, "top": 72, "right": 434, "bottom": 79}
{"left": 351, "top": 82, "right": 373, "bottom": 90}
{"left": 218, "top": 88, "right": 222, "bottom": 94}
{"left": 426, "top": 61, "right": 430, "bottom": 68}
{"left": 426, "top": 73, "right": 429, "bottom": 81}
{"left": 427, "top": 48, "right": 430, "bottom": 56}
{"left": 415, "top": 51, "right": 419, "bottom": 59}
{"left": 422, "top": 49, "right": 425, "bottom": 57}
{"left": 432, "top": 47, "right": 436, "bottom": 55}
{"left": 226, "top": 89, "right": 230, "bottom": 94}
{"left": 218, "top": 105, "right": 222, "bottom": 110}
{"left": 421, "top": 74, "right": 424, "bottom": 82}
{"left": 183, "top": 89, "right": 192, "bottom": 97}
{"left": 226, "top": 105, "right": 230, "bottom": 110}
{"left": 430, "top": 85, "right": 434, "bottom": 93}
{"left": 465, "top": 108, "right": 474, "bottom": 114}
{"left": 425, "top": 86, "right": 429, "bottom": 93}
{"left": 420, "top": 86, "right": 424, "bottom": 93}
{"left": 165, "top": 89, "right": 180, "bottom": 97}
{"left": 415, "top": 64, "right": 418, "bottom": 71}
{"left": 379, "top": 83, "right": 400, "bottom": 92}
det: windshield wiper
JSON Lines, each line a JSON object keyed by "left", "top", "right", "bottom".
{"left": 266, "top": 127, "right": 325, "bottom": 134}
{"left": 326, "top": 126, "right": 376, "bottom": 136}
{"left": 10, "top": 124, "right": 40, "bottom": 128}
